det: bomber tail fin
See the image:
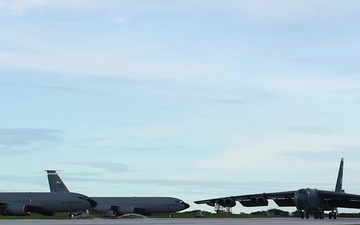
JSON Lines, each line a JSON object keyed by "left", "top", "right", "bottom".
{"left": 45, "top": 170, "right": 70, "bottom": 192}
{"left": 335, "top": 158, "right": 344, "bottom": 192}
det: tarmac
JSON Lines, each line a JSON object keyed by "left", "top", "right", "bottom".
{"left": 0, "top": 218, "right": 360, "bottom": 225}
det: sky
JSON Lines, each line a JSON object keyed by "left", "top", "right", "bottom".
{"left": 1, "top": 0, "right": 360, "bottom": 214}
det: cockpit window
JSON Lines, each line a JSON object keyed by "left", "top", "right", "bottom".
{"left": 175, "top": 200, "right": 183, "bottom": 204}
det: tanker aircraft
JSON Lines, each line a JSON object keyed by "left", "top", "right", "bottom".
{"left": 195, "top": 158, "right": 360, "bottom": 219}
{"left": 0, "top": 190, "right": 96, "bottom": 216}
{"left": 45, "top": 170, "right": 189, "bottom": 217}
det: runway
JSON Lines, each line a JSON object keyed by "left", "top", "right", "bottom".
{"left": 0, "top": 218, "right": 359, "bottom": 225}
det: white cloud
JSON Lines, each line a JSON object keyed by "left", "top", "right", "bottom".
{"left": 196, "top": 131, "right": 360, "bottom": 171}
{"left": 0, "top": 0, "right": 95, "bottom": 14}
{"left": 2, "top": 0, "right": 360, "bottom": 22}
{"left": 0, "top": 48, "right": 220, "bottom": 81}
{"left": 0, "top": 128, "right": 63, "bottom": 146}
{"left": 241, "top": 74, "right": 360, "bottom": 92}
{"left": 233, "top": 74, "right": 360, "bottom": 104}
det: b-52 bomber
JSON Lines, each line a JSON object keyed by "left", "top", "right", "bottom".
{"left": 195, "top": 158, "right": 360, "bottom": 219}
{"left": 45, "top": 170, "right": 190, "bottom": 217}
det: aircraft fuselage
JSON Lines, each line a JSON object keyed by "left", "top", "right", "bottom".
{"left": 92, "top": 196, "right": 189, "bottom": 215}
{"left": 294, "top": 188, "right": 323, "bottom": 211}
{"left": 0, "top": 192, "right": 94, "bottom": 215}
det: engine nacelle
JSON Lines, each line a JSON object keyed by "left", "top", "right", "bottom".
{"left": 218, "top": 198, "right": 236, "bottom": 207}
{"left": 241, "top": 197, "right": 268, "bottom": 207}
{"left": 6, "top": 204, "right": 29, "bottom": 216}
{"left": 93, "top": 204, "right": 113, "bottom": 213}
{"left": 256, "top": 197, "right": 268, "bottom": 206}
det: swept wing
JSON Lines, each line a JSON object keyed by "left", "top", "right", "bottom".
{"left": 194, "top": 190, "right": 297, "bottom": 207}
{"left": 318, "top": 190, "right": 360, "bottom": 209}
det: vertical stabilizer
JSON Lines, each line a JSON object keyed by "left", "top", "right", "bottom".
{"left": 45, "top": 170, "right": 70, "bottom": 192}
{"left": 335, "top": 158, "right": 344, "bottom": 192}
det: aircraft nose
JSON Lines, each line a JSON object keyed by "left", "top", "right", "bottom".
{"left": 294, "top": 194, "right": 307, "bottom": 210}
{"left": 183, "top": 202, "right": 190, "bottom": 209}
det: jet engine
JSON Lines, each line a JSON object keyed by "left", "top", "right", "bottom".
{"left": 241, "top": 197, "right": 268, "bottom": 207}
{"left": 93, "top": 204, "right": 113, "bottom": 213}
{"left": 255, "top": 197, "right": 268, "bottom": 206}
{"left": 218, "top": 198, "right": 236, "bottom": 207}
{"left": 6, "top": 204, "right": 29, "bottom": 216}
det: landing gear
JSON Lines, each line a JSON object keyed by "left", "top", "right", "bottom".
{"left": 300, "top": 211, "right": 310, "bottom": 219}
{"left": 68, "top": 213, "right": 77, "bottom": 218}
{"left": 329, "top": 211, "right": 337, "bottom": 219}
{"left": 314, "top": 211, "right": 324, "bottom": 219}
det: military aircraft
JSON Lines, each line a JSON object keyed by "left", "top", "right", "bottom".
{"left": 45, "top": 170, "right": 190, "bottom": 217}
{"left": 0, "top": 191, "right": 96, "bottom": 216}
{"left": 194, "top": 158, "right": 360, "bottom": 219}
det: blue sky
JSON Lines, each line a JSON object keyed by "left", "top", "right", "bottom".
{"left": 1, "top": 0, "right": 360, "bottom": 214}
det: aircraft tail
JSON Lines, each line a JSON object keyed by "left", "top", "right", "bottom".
{"left": 335, "top": 158, "right": 344, "bottom": 192}
{"left": 45, "top": 170, "right": 70, "bottom": 192}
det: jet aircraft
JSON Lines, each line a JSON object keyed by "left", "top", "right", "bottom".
{"left": 194, "top": 158, "right": 360, "bottom": 219}
{"left": 0, "top": 191, "right": 96, "bottom": 216}
{"left": 45, "top": 170, "right": 190, "bottom": 217}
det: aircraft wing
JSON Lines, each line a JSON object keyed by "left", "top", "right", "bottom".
{"left": 194, "top": 190, "right": 296, "bottom": 207}
{"left": 318, "top": 190, "right": 360, "bottom": 209}
{"left": 318, "top": 190, "right": 360, "bottom": 200}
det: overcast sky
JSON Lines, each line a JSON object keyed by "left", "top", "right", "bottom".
{"left": 1, "top": 0, "right": 360, "bottom": 214}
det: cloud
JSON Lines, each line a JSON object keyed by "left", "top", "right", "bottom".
{"left": 2, "top": 0, "right": 360, "bottom": 23}
{"left": 196, "top": 131, "right": 360, "bottom": 171}
{"left": 281, "top": 146, "right": 360, "bottom": 162}
{"left": 32, "top": 85, "right": 89, "bottom": 93}
{"left": 286, "top": 125, "right": 340, "bottom": 135}
{"left": 242, "top": 74, "right": 360, "bottom": 93}
{"left": 213, "top": 99, "right": 246, "bottom": 104}
{"left": 0, "top": 128, "right": 63, "bottom": 146}
{"left": 0, "top": 48, "right": 219, "bottom": 82}
{"left": 212, "top": 87, "right": 279, "bottom": 104}
{"left": 64, "top": 162, "right": 132, "bottom": 173}
{"left": 0, "top": 0, "right": 96, "bottom": 15}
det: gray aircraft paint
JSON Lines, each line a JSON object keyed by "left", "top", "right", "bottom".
{"left": 195, "top": 158, "right": 360, "bottom": 219}
{"left": 335, "top": 158, "right": 344, "bottom": 192}
{"left": 45, "top": 170, "right": 189, "bottom": 215}
{"left": 0, "top": 192, "right": 96, "bottom": 216}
